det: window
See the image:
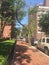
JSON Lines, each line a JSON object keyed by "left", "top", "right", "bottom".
{"left": 47, "top": 39, "right": 49, "bottom": 43}
{"left": 42, "top": 38, "right": 45, "bottom": 42}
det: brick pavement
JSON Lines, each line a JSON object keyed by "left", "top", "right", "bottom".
{"left": 11, "top": 41, "right": 49, "bottom": 65}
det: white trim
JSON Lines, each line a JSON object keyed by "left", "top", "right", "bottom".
{"left": 39, "top": 6, "right": 49, "bottom": 9}
{"left": 37, "top": 31, "right": 41, "bottom": 33}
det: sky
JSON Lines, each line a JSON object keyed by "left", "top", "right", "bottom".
{"left": 16, "top": 0, "right": 44, "bottom": 28}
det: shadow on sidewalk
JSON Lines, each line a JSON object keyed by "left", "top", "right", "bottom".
{"left": 12, "top": 44, "right": 32, "bottom": 65}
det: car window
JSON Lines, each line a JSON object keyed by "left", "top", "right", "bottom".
{"left": 46, "top": 38, "right": 49, "bottom": 43}
{"left": 42, "top": 38, "right": 45, "bottom": 42}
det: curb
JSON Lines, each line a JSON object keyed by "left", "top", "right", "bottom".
{"left": 29, "top": 46, "right": 49, "bottom": 58}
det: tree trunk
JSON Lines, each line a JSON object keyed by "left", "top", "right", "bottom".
{"left": 28, "top": 30, "right": 31, "bottom": 46}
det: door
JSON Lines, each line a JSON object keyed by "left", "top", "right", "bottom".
{"left": 38, "top": 38, "right": 45, "bottom": 49}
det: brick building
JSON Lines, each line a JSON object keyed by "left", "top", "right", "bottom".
{"left": 2, "top": 24, "right": 11, "bottom": 38}
{"left": 29, "top": 0, "right": 49, "bottom": 40}
{"left": 44, "top": 0, "right": 49, "bottom": 6}
{"left": 35, "top": 6, "right": 49, "bottom": 39}
{"left": 0, "top": 0, "right": 12, "bottom": 39}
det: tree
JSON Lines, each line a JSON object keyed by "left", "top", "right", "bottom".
{"left": 29, "top": 6, "right": 38, "bottom": 14}
{"left": 22, "top": 25, "right": 28, "bottom": 37}
{"left": 28, "top": 6, "right": 38, "bottom": 45}
{"left": 0, "top": 0, "right": 26, "bottom": 38}
{"left": 39, "top": 11, "right": 49, "bottom": 35}
{"left": 12, "top": 27, "right": 20, "bottom": 38}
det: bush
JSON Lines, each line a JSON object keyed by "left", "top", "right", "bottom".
{"left": 0, "top": 40, "right": 15, "bottom": 65}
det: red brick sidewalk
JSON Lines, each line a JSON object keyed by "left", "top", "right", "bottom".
{"left": 11, "top": 41, "right": 49, "bottom": 65}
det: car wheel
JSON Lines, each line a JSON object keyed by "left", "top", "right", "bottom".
{"left": 44, "top": 48, "right": 48, "bottom": 55}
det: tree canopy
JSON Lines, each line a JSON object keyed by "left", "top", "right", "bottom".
{"left": 28, "top": 6, "right": 38, "bottom": 37}
{"left": 0, "top": 0, "right": 26, "bottom": 38}
{"left": 39, "top": 11, "right": 49, "bottom": 34}
{"left": 0, "top": 0, "right": 26, "bottom": 25}
{"left": 29, "top": 6, "right": 38, "bottom": 14}
{"left": 22, "top": 25, "right": 28, "bottom": 37}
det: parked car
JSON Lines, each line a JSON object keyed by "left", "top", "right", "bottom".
{"left": 20, "top": 37, "right": 26, "bottom": 41}
{"left": 31, "top": 38, "right": 38, "bottom": 46}
{"left": 20, "top": 37, "right": 23, "bottom": 39}
{"left": 37, "top": 37, "right": 49, "bottom": 55}
{"left": 34, "top": 39, "right": 38, "bottom": 46}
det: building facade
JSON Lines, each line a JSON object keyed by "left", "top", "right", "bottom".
{"left": 36, "top": 6, "right": 49, "bottom": 39}
{"left": 29, "top": 0, "right": 49, "bottom": 40}
{"left": 0, "top": 0, "right": 12, "bottom": 39}
{"left": 44, "top": 0, "right": 49, "bottom": 6}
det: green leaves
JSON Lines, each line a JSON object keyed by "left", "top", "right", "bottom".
{"left": 0, "top": 0, "right": 26, "bottom": 38}
{"left": 29, "top": 6, "right": 38, "bottom": 14}
{"left": 22, "top": 25, "right": 28, "bottom": 37}
{"left": 28, "top": 6, "right": 38, "bottom": 37}
{"left": 39, "top": 11, "right": 49, "bottom": 34}
{"left": 17, "top": 10, "right": 26, "bottom": 21}
{"left": 0, "top": 0, "right": 26, "bottom": 23}
{"left": 15, "top": 0, "right": 25, "bottom": 9}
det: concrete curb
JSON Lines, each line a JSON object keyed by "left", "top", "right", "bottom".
{"left": 29, "top": 45, "right": 49, "bottom": 58}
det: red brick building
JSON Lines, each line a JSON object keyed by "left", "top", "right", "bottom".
{"left": 44, "top": 0, "right": 49, "bottom": 6}
{"left": 0, "top": 0, "right": 12, "bottom": 39}
{"left": 2, "top": 24, "right": 11, "bottom": 38}
{"left": 29, "top": 0, "right": 49, "bottom": 40}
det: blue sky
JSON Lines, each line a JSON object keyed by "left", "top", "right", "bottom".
{"left": 16, "top": 0, "right": 44, "bottom": 28}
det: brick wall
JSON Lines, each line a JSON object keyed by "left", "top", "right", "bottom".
{"left": 2, "top": 25, "right": 11, "bottom": 38}
{"left": 44, "top": 0, "right": 49, "bottom": 6}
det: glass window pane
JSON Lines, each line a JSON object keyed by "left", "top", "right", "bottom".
{"left": 42, "top": 38, "right": 45, "bottom": 42}
{"left": 47, "top": 39, "right": 49, "bottom": 43}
